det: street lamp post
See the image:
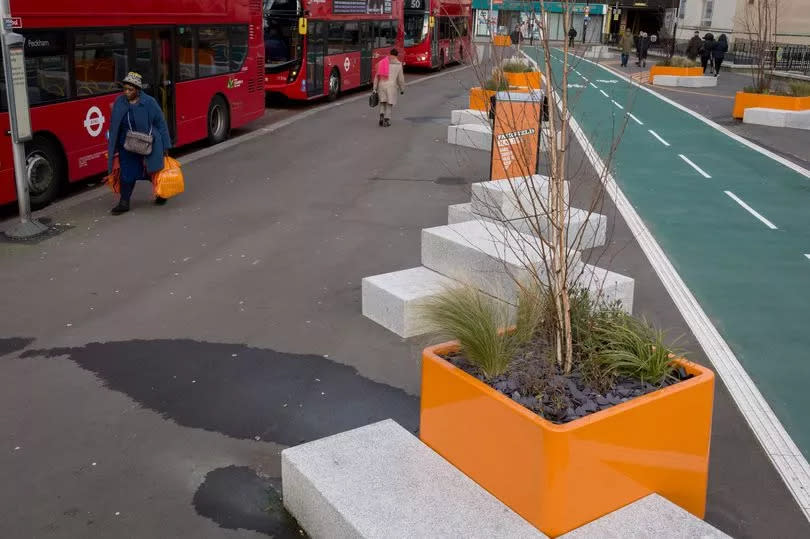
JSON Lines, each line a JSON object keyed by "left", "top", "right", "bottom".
{"left": 1, "top": 0, "right": 48, "bottom": 239}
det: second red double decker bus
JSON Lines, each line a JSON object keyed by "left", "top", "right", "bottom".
{"left": 264, "top": 0, "right": 403, "bottom": 100}
{"left": 403, "top": 0, "right": 471, "bottom": 69}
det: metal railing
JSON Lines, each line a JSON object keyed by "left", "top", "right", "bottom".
{"left": 730, "top": 40, "right": 810, "bottom": 75}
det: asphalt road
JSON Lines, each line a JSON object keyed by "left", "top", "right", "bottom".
{"left": 1, "top": 52, "right": 808, "bottom": 538}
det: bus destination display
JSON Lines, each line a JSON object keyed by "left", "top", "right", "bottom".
{"left": 333, "top": 0, "right": 392, "bottom": 14}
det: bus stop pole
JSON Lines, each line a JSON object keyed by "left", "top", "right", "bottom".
{"left": 1, "top": 0, "right": 48, "bottom": 239}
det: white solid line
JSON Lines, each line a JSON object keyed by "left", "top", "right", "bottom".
{"left": 599, "top": 89, "right": 609, "bottom": 97}
{"left": 589, "top": 82, "right": 597, "bottom": 88}
{"left": 534, "top": 48, "right": 810, "bottom": 521}
{"left": 627, "top": 112, "right": 643, "bottom": 125}
{"left": 590, "top": 51, "right": 810, "bottom": 182}
{"left": 678, "top": 154, "right": 711, "bottom": 178}
{"left": 648, "top": 129, "right": 670, "bottom": 147}
{"left": 725, "top": 191, "right": 779, "bottom": 230}
{"left": 611, "top": 100, "right": 624, "bottom": 110}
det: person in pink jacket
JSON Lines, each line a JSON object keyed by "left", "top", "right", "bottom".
{"left": 372, "top": 49, "right": 405, "bottom": 127}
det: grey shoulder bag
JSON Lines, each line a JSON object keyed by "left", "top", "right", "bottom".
{"left": 123, "top": 111, "right": 154, "bottom": 156}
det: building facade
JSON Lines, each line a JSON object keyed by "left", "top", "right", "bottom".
{"left": 676, "top": 0, "right": 810, "bottom": 46}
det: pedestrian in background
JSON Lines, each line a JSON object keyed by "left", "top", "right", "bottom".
{"left": 686, "top": 30, "right": 702, "bottom": 61}
{"left": 372, "top": 48, "right": 405, "bottom": 128}
{"left": 619, "top": 28, "right": 634, "bottom": 68}
{"left": 636, "top": 31, "right": 650, "bottom": 67}
{"left": 700, "top": 33, "right": 715, "bottom": 74}
{"left": 107, "top": 72, "right": 172, "bottom": 216}
{"left": 568, "top": 27, "right": 577, "bottom": 47}
{"left": 713, "top": 34, "right": 729, "bottom": 77}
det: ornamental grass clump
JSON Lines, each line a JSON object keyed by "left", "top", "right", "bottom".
{"left": 656, "top": 56, "right": 698, "bottom": 68}
{"left": 421, "top": 285, "right": 542, "bottom": 380}
{"left": 589, "top": 313, "right": 679, "bottom": 386}
{"left": 787, "top": 81, "right": 810, "bottom": 97}
{"left": 502, "top": 58, "right": 535, "bottom": 73}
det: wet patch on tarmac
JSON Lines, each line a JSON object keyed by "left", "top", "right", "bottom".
{"left": 193, "top": 466, "right": 305, "bottom": 537}
{"left": 23, "top": 340, "right": 418, "bottom": 446}
{"left": 0, "top": 337, "right": 34, "bottom": 357}
{"left": 433, "top": 176, "right": 474, "bottom": 185}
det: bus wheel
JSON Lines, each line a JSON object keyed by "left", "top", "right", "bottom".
{"left": 207, "top": 95, "right": 230, "bottom": 145}
{"left": 25, "top": 137, "right": 64, "bottom": 209}
{"left": 327, "top": 69, "right": 340, "bottom": 101}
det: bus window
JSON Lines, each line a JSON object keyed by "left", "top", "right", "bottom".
{"left": 344, "top": 22, "right": 360, "bottom": 53}
{"left": 265, "top": 18, "right": 300, "bottom": 65}
{"left": 177, "top": 26, "right": 196, "bottom": 80}
{"left": 21, "top": 31, "right": 69, "bottom": 105}
{"left": 404, "top": 12, "right": 428, "bottom": 47}
{"left": 230, "top": 25, "right": 249, "bottom": 71}
{"left": 74, "top": 30, "right": 127, "bottom": 97}
{"left": 328, "top": 23, "right": 345, "bottom": 55}
{"left": 198, "top": 27, "right": 230, "bottom": 76}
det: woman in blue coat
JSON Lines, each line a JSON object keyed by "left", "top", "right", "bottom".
{"left": 107, "top": 72, "right": 172, "bottom": 215}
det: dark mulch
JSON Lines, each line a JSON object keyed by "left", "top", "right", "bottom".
{"left": 444, "top": 340, "right": 693, "bottom": 424}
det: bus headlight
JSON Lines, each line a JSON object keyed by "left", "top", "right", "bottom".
{"left": 287, "top": 66, "right": 300, "bottom": 83}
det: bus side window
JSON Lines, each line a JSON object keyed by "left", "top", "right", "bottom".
{"left": 177, "top": 26, "right": 196, "bottom": 80}
{"left": 198, "top": 27, "right": 230, "bottom": 77}
{"left": 20, "top": 30, "right": 69, "bottom": 105}
{"left": 344, "top": 22, "right": 360, "bottom": 53}
{"left": 230, "top": 25, "right": 249, "bottom": 71}
{"left": 328, "top": 22, "right": 345, "bottom": 55}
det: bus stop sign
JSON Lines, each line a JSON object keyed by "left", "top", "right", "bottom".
{"left": 2, "top": 16, "right": 20, "bottom": 30}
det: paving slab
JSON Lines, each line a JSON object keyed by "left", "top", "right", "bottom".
{"left": 560, "top": 493, "right": 729, "bottom": 538}
{"left": 361, "top": 266, "right": 462, "bottom": 338}
{"left": 282, "top": 419, "right": 546, "bottom": 539}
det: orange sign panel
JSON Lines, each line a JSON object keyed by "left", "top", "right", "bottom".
{"left": 490, "top": 94, "right": 541, "bottom": 181}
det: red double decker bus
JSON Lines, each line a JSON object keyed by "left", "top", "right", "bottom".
{"left": 403, "top": 0, "right": 471, "bottom": 69}
{"left": 1, "top": 0, "right": 265, "bottom": 208}
{"left": 264, "top": 0, "right": 403, "bottom": 100}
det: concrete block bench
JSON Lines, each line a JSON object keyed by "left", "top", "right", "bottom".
{"left": 743, "top": 107, "right": 810, "bottom": 130}
{"left": 451, "top": 108, "right": 490, "bottom": 126}
{"left": 282, "top": 419, "right": 546, "bottom": 539}
{"left": 653, "top": 75, "right": 717, "bottom": 87}
{"left": 560, "top": 493, "right": 729, "bottom": 538}
{"left": 361, "top": 266, "right": 463, "bottom": 338}
{"left": 421, "top": 220, "right": 581, "bottom": 305}
{"left": 448, "top": 202, "right": 607, "bottom": 251}
{"left": 447, "top": 123, "right": 492, "bottom": 151}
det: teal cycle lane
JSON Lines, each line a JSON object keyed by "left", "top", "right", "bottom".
{"left": 525, "top": 47, "right": 810, "bottom": 461}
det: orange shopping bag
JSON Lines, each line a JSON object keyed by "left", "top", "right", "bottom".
{"left": 107, "top": 156, "right": 121, "bottom": 194}
{"left": 153, "top": 156, "right": 184, "bottom": 199}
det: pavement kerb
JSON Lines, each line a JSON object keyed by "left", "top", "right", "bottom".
{"left": 524, "top": 47, "right": 810, "bottom": 522}
{"left": 22, "top": 65, "right": 471, "bottom": 221}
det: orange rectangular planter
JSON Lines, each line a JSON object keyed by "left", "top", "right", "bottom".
{"left": 732, "top": 91, "right": 810, "bottom": 119}
{"left": 504, "top": 71, "right": 542, "bottom": 89}
{"left": 469, "top": 87, "right": 532, "bottom": 111}
{"left": 469, "top": 87, "right": 495, "bottom": 112}
{"left": 420, "top": 342, "right": 715, "bottom": 537}
{"left": 649, "top": 65, "right": 703, "bottom": 78}
{"left": 492, "top": 35, "right": 512, "bottom": 47}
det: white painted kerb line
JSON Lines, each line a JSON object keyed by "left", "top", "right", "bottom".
{"left": 627, "top": 112, "right": 643, "bottom": 125}
{"left": 648, "top": 129, "right": 670, "bottom": 146}
{"left": 611, "top": 99, "right": 624, "bottom": 110}
{"left": 599, "top": 89, "right": 609, "bottom": 97}
{"left": 678, "top": 154, "right": 711, "bottom": 178}
{"left": 725, "top": 191, "right": 779, "bottom": 230}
